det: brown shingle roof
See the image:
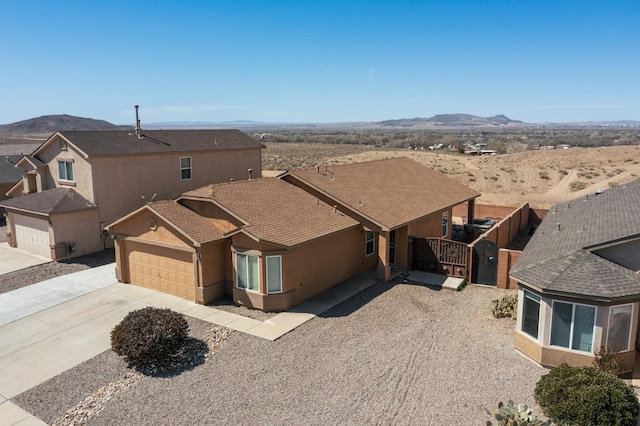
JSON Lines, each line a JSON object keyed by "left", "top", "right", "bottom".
{"left": 146, "top": 200, "right": 225, "bottom": 244}
{"left": 0, "top": 155, "right": 23, "bottom": 184}
{"left": 0, "top": 187, "right": 96, "bottom": 214}
{"left": 35, "top": 129, "right": 259, "bottom": 157}
{"left": 510, "top": 179, "right": 640, "bottom": 300}
{"left": 182, "top": 178, "right": 359, "bottom": 247}
{"left": 283, "top": 157, "right": 480, "bottom": 230}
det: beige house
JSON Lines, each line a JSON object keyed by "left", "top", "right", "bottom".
{"left": 0, "top": 130, "right": 261, "bottom": 259}
{"left": 510, "top": 179, "right": 640, "bottom": 373}
{"left": 107, "top": 157, "right": 480, "bottom": 311}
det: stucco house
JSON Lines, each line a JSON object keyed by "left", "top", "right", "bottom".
{"left": 0, "top": 129, "right": 261, "bottom": 259}
{"left": 510, "top": 179, "right": 640, "bottom": 373}
{"left": 107, "top": 157, "right": 480, "bottom": 311}
{"left": 0, "top": 155, "right": 23, "bottom": 215}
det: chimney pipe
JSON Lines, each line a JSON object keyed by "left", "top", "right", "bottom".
{"left": 134, "top": 105, "right": 141, "bottom": 139}
{"left": 248, "top": 169, "right": 253, "bottom": 180}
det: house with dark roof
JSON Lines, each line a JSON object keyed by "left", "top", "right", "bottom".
{"left": 510, "top": 179, "right": 640, "bottom": 373}
{"left": 107, "top": 157, "right": 480, "bottom": 311}
{"left": 0, "top": 130, "right": 261, "bottom": 259}
{"left": 0, "top": 155, "right": 24, "bottom": 215}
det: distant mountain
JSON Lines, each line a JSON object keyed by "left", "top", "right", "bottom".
{"left": 378, "top": 114, "right": 524, "bottom": 127}
{"left": 0, "top": 114, "right": 127, "bottom": 137}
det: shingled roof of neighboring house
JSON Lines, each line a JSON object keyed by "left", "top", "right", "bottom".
{"left": 281, "top": 157, "right": 480, "bottom": 231}
{"left": 510, "top": 179, "right": 640, "bottom": 300}
{"left": 0, "top": 187, "right": 96, "bottom": 214}
{"left": 0, "top": 155, "right": 24, "bottom": 184}
{"left": 145, "top": 200, "right": 226, "bottom": 245}
{"left": 182, "top": 178, "right": 359, "bottom": 247}
{"left": 33, "top": 129, "right": 259, "bottom": 157}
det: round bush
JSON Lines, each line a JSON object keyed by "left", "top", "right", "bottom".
{"left": 534, "top": 363, "right": 639, "bottom": 426}
{"left": 111, "top": 307, "right": 189, "bottom": 365}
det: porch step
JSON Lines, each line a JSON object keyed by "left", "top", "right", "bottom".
{"left": 404, "top": 271, "right": 466, "bottom": 291}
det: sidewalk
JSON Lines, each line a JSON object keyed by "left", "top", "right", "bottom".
{"left": 0, "top": 265, "right": 385, "bottom": 425}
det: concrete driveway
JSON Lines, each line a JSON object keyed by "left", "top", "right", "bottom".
{"left": 0, "top": 243, "right": 51, "bottom": 275}
{"left": 0, "top": 264, "right": 381, "bottom": 425}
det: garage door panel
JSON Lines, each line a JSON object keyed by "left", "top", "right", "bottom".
{"left": 13, "top": 215, "right": 51, "bottom": 258}
{"left": 126, "top": 241, "right": 195, "bottom": 301}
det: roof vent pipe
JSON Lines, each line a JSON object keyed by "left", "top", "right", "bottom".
{"left": 248, "top": 169, "right": 253, "bottom": 180}
{"left": 134, "top": 105, "right": 141, "bottom": 139}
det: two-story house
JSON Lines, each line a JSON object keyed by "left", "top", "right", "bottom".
{"left": 0, "top": 129, "right": 261, "bottom": 259}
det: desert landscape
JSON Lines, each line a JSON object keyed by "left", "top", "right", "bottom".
{"left": 262, "top": 143, "right": 640, "bottom": 209}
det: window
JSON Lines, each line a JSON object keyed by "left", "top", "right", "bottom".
{"left": 57, "top": 160, "right": 74, "bottom": 181}
{"left": 607, "top": 304, "right": 632, "bottom": 351}
{"left": 365, "top": 230, "right": 375, "bottom": 256}
{"left": 180, "top": 157, "right": 192, "bottom": 180}
{"left": 236, "top": 253, "right": 259, "bottom": 291}
{"left": 266, "top": 256, "right": 282, "bottom": 294}
{"left": 442, "top": 211, "right": 449, "bottom": 237}
{"left": 521, "top": 290, "right": 541, "bottom": 339}
{"left": 550, "top": 301, "right": 595, "bottom": 352}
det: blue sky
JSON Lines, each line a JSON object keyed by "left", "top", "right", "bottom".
{"left": 2, "top": 1, "right": 639, "bottom": 125}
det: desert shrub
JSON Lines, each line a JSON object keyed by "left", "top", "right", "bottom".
{"left": 491, "top": 294, "right": 518, "bottom": 319}
{"left": 485, "top": 400, "right": 551, "bottom": 425}
{"left": 534, "top": 363, "right": 639, "bottom": 426}
{"left": 111, "top": 307, "right": 189, "bottom": 365}
{"left": 594, "top": 346, "right": 624, "bottom": 375}
{"left": 569, "top": 180, "right": 588, "bottom": 192}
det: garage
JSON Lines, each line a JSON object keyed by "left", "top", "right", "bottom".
{"left": 125, "top": 240, "right": 196, "bottom": 300}
{"left": 14, "top": 214, "right": 51, "bottom": 258}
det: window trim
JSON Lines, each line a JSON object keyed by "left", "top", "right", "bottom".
{"left": 607, "top": 304, "right": 633, "bottom": 352}
{"left": 266, "top": 255, "right": 282, "bottom": 294}
{"left": 520, "top": 290, "right": 541, "bottom": 340}
{"left": 236, "top": 252, "right": 259, "bottom": 292}
{"left": 550, "top": 300, "right": 596, "bottom": 353}
{"left": 365, "top": 230, "right": 375, "bottom": 257}
{"left": 180, "top": 156, "right": 192, "bottom": 180}
{"left": 442, "top": 211, "right": 449, "bottom": 237}
{"left": 57, "top": 160, "right": 74, "bottom": 182}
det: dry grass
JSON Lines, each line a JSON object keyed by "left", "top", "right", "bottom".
{"left": 263, "top": 143, "right": 640, "bottom": 208}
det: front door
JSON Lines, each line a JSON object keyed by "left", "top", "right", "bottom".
{"left": 389, "top": 230, "right": 397, "bottom": 265}
{"left": 471, "top": 239, "right": 499, "bottom": 285}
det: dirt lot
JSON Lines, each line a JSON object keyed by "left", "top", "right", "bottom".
{"left": 14, "top": 282, "right": 549, "bottom": 425}
{"left": 263, "top": 143, "right": 640, "bottom": 208}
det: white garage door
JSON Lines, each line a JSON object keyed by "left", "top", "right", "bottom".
{"left": 126, "top": 241, "right": 196, "bottom": 300}
{"left": 14, "top": 215, "right": 51, "bottom": 258}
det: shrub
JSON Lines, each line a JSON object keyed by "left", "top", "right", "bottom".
{"left": 485, "top": 400, "right": 551, "bottom": 425}
{"left": 534, "top": 363, "right": 639, "bottom": 426}
{"left": 594, "top": 346, "right": 624, "bottom": 375}
{"left": 111, "top": 307, "right": 189, "bottom": 365}
{"left": 491, "top": 294, "right": 518, "bottom": 320}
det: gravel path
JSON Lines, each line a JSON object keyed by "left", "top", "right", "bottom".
{"left": 13, "top": 281, "right": 550, "bottom": 425}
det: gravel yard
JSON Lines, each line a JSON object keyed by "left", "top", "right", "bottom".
{"left": 13, "top": 281, "right": 549, "bottom": 425}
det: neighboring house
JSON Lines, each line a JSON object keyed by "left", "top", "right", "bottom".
{"left": 0, "top": 130, "right": 261, "bottom": 259}
{"left": 107, "top": 157, "right": 480, "bottom": 311}
{"left": 510, "top": 179, "right": 640, "bottom": 373}
{"left": 0, "top": 155, "right": 23, "bottom": 215}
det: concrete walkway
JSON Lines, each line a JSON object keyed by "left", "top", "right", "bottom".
{"left": 0, "top": 265, "right": 384, "bottom": 425}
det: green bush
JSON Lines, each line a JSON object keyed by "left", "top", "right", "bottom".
{"left": 534, "top": 363, "right": 639, "bottom": 426}
{"left": 485, "top": 400, "right": 551, "bottom": 425}
{"left": 491, "top": 294, "right": 518, "bottom": 319}
{"left": 111, "top": 307, "right": 189, "bottom": 365}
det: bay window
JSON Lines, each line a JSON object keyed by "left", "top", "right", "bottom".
{"left": 236, "top": 253, "right": 259, "bottom": 291}
{"left": 266, "top": 255, "right": 282, "bottom": 293}
{"left": 550, "top": 301, "right": 595, "bottom": 352}
{"left": 521, "top": 290, "right": 541, "bottom": 339}
{"left": 607, "top": 304, "right": 632, "bottom": 351}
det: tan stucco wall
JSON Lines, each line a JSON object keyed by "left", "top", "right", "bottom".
{"left": 90, "top": 147, "right": 261, "bottom": 225}
{"left": 407, "top": 209, "right": 450, "bottom": 238}
{"left": 36, "top": 138, "right": 96, "bottom": 202}
{"left": 50, "top": 209, "right": 102, "bottom": 259}
{"left": 231, "top": 226, "right": 375, "bottom": 311}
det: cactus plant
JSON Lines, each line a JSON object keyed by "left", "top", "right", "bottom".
{"left": 485, "top": 400, "right": 551, "bottom": 425}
